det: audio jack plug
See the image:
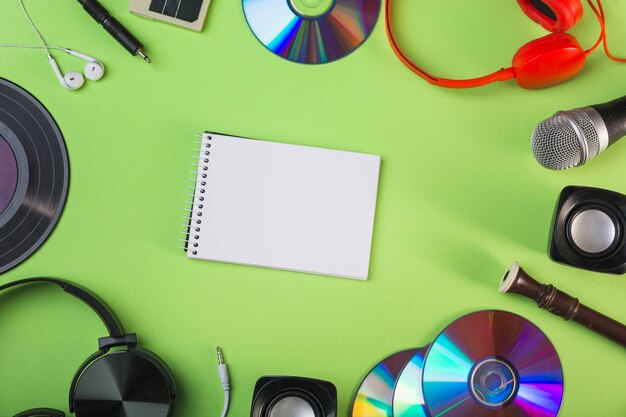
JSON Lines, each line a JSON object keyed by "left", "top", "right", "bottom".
{"left": 216, "top": 346, "right": 231, "bottom": 417}
{"left": 137, "top": 49, "right": 151, "bottom": 63}
{"left": 78, "top": 0, "right": 152, "bottom": 63}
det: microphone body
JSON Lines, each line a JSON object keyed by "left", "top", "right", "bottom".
{"left": 501, "top": 262, "right": 626, "bottom": 348}
{"left": 531, "top": 95, "right": 626, "bottom": 170}
{"left": 592, "top": 96, "right": 626, "bottom": 142}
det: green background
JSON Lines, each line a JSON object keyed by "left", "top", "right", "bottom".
{"left": 1, "top": 0, "right": 625, "bottom": 416}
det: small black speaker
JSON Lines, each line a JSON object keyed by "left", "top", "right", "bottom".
{"left": 550, "top": 185, "right": 626, "bottom": 274}
{"left": 251, "top": 376, "right": 337, "bottom": 417}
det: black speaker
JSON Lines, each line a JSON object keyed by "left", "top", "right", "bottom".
{"left": 550, "top": 186, "right": 626, "bottom": 274}
{"left": 251, "top": 376, "right": 337, "bottom": 417}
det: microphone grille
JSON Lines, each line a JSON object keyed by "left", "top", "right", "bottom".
{"left": 530, "top": 109, "right": 600, "bottom": 170}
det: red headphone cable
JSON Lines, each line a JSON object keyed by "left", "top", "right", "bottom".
{"left": 586, "top": 0, "right": 626, "bottom": 62}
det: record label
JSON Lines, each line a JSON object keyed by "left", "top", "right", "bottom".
{"left": 0, "top": 135, "right": 18, "bottom": 214}
{"left": 242, "top": 0, "right": 380, "bottom": 64}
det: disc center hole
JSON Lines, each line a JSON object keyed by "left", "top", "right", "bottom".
{"left": 470, "top": 358, "right": 518, "bottom": 408}
{"left": 288, "top": 0, "right": 335, "bottom": 18}
{"left": 484, "top": 372, "right": 505, "bottom": 393}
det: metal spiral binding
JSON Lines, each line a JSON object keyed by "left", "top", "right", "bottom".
{"left": 181, "top": 133, "right": 212, "bottom": 255}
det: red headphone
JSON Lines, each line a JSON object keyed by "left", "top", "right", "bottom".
{"left": 386, "top": 0, "right": 624, "bottom": 89}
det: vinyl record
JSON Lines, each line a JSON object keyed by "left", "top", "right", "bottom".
{"left": 422, "top": 310, "right": 564, "bottom": 417}
{"left": 391, "top": 346, "right": 429, "bottom": 417}
{"left": 351, "top": 348, "right": 418, "bottom": 417}
{"left": 242, "top": 0, "right": 380, "bottom": 64}
{"left": 0, "top": 78, "right": 69, "bottom": 273}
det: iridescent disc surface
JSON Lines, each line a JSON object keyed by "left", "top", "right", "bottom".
{"left": 392, "top": 346, "right": 429, "bottom": 417}
{"left": 351, "top": 349, "right": 418, "bottom": 417}
{"left": 422, "top": 310, "right": 564, "bottom": 417}
{"left": 242, "top": 0, "right": 380, "bottom": 64}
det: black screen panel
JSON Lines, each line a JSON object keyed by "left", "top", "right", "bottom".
{"left": 149, "top": 0, "right": 203, "bottom": 22}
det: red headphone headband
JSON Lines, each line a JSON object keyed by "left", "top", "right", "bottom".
{"left": 384, "top": 0, "right": 516, "bottom": 88}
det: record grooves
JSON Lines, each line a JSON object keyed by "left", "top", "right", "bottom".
{"left": 0, "top": 78, "right": 69, "bottom": 274}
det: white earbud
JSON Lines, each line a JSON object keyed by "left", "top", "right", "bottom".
{"left": 66, "top": 49, "right": 105, "bottom": 81}
{"left": 84, "top": 61, "right": 105, "bottom": 81}
{"left": 11, "top": 0, "right": 104, "bottom": 90}
{"left": 0, "top": 44, "right": 105, "bottom": 89}
{"left": 63, "top": 71, "right": 85, "bottom": 90}
{"left": 48, "top": 55, "right": 84, "bottom": 90}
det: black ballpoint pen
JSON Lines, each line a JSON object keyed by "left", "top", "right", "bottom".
{"left": 77, "top": 0, "right": 151, "bottom": 63}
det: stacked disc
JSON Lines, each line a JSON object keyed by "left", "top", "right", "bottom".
{"left": 351, "top": 310, "right": 564, "bottom": 417}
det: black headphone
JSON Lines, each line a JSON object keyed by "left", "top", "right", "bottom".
{"left": 1, "top": 278, "right": 176, "bottom": 417}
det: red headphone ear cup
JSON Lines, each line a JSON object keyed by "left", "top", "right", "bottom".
{"left": 517, "top": 0, "right": 583, "bottom": 32}
{"left": 512, "top": 33, "right": 586, "bottom": 89}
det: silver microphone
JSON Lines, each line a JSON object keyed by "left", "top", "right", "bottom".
{"left": 531, "top": 96, "right": 626, "bottom": 170}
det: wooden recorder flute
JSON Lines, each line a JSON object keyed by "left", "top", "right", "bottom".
{"left": 500, "top": 261, "right": 626, "bottom": 348}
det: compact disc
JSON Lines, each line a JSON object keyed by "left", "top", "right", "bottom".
{"left": 242, "top": 0, "right": 380, "bottom": 64}
{"left": 351, "top": 348, "right": 418, "bottom": 417}
{"left": 422, "top": 310, "right": 564, "bottom": 417}
{"left": 391, "top": 346, "right": 429, "bottom": 417}
{"left": 0, "top": 78, "right": 69, "bottom": 273}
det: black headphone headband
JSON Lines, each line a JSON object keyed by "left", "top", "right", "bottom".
{"left": 0, "top": 278, "right": 125, "bottom": 338}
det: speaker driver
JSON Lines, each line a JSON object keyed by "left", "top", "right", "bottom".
{"left": 567, "top": 207, "right": 619, "bottom": 255}
{"left": 251, "top": 376, "right": 337, "bottom": 417}
{"left": 267, "top": 394, "right": 318, "bottom": 417}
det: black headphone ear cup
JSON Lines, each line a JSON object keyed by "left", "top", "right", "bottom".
{"left": 13, "top": 409, "right": 65, "bottom": 417}
{"left": 68, "top": 351, "right": 105, "bottom": 413}
{"left": 70, "top": 349, "right": 175, "bottom": 417}
{"left": 130, "top": 347, "right": 178, "bottom": 398}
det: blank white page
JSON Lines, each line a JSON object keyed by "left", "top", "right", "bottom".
{"left": 187, "top": 133, "right": 381, "bottom": 280}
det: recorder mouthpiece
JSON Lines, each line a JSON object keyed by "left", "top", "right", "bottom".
{"left": 500, "top": 261, "right": 542, "bottom": 299}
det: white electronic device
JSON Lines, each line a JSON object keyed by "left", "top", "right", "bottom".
{"left": 129, "top": 0, "right": 211, "bottom": 32}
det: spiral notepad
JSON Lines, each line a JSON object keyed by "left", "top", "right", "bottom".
{"left": 182, "top": 132, "right": 381, "bottom": 280}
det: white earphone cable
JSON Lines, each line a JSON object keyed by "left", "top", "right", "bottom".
{"left": 10, "top": 0, "right": 106, "bottom": 89}
{"left": 220, "top": 390, "right": 230, "bottom": 417}
{"left": 0, "top": 43, "right": 68, "bottom": 53}
{"left": 216, "top": 347, "right": 231, "bottom": 417}
{"left": 17, "top": 0, "right": 51, "bottom": 57}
